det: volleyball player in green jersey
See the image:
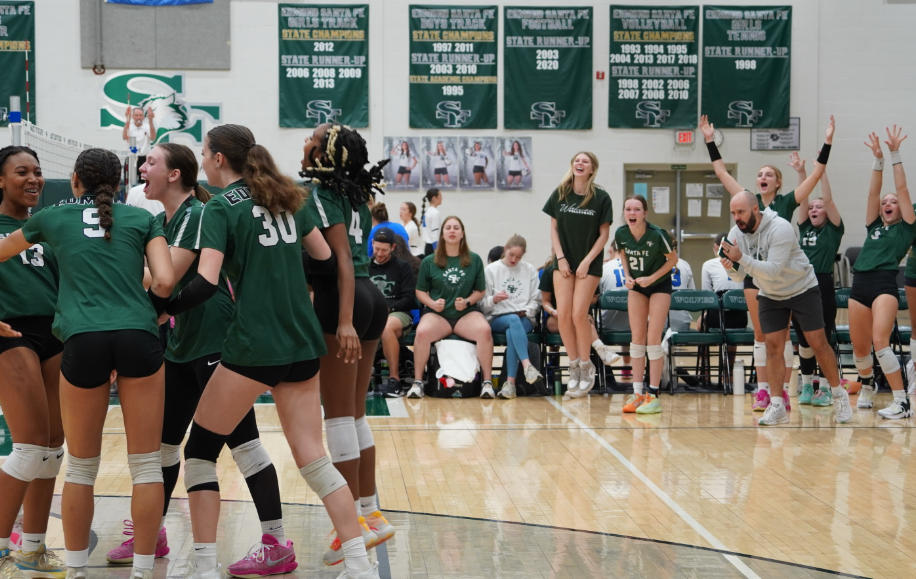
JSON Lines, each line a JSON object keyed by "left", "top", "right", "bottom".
{"left": 702, "top": 115, "right": 835, "bottom": 410}
{"left": 848, "top": 128, "right": 914, "bottom": 420}
{"left": 300, "top": 124, "right": 394, "bottom": 562}
{"left": 614, "top": 195, "right": 677, "bottom": 414}
{"left": 0, "top": 148, "right": 175, "bottom": 579}
{"left": 0, "top": 146, "right": 66, "bottom": 579}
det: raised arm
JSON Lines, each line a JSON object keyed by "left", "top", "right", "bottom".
{"left": 820, "top": 171, "right": 842, "bottom": 227}
{"left": 122, "top": 107, "right": 131, "bottom": 142}
{"left": 147, "top": 107, "right": 156, "bottom": 141}
{"left": 792, "top": 116, "right": 836, "bottom": 203}
{"left": 886, "top": 125, "right": 914, "bottom": 225}
{"left": 700, "top": 115, "right": 744, "bottom": 195}
{"left": 788, "top": 152, "right": 810, "bottom": 222}
{"left": 864, "top": 132, "right": 884, "bottom": 225}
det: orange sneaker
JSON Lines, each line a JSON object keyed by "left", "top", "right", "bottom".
{"left": 623, "top": 393, "right": 647, "bottom": 413}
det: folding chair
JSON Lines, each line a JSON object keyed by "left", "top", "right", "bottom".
{"left": 667, "top": 290, "right": 727, "bottom": 394}
{"left": 719, "top": 289, "right": 756, "bottom": 394}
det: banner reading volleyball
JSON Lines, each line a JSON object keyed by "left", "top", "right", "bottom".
{"left": 504, "top": 7, "right": 592, "bottom": 130}
{"left": 702, "top": 6, "right": 791, "bottom": 129}
{"left": 0, "top": 1, "right": 35, "bottom": 126}
{"left": 278, "top": 4, "right": 369, "bottom": 128}
{"left": 409, "top": 5, "right": 498, "bottom": 129}
{"left": 608, "top": 5, "right": 698, "bottom": 129}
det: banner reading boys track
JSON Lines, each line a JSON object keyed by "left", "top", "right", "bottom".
{"left": 0, "top": 1, "right": 35, "bottom": 126}
{"left": 608, "top": 5, "right": 698, "bottom": 129}
{"left": 702, "top": 6, "right": 791, "bottom": 129}
{"left": 278, "top": 4, "right": 368, "bottom": 128}
{"left": 409, "top": 5, "right": 497, "bottom": 129}
{"left": 504, "top": 7, "right": 592, "bottom": 130}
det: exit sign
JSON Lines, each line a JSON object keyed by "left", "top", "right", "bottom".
{"left": 675, "top": 130, "right": 694, "bottom": 144}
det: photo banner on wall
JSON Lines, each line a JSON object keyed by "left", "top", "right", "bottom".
{"left": 504, "top": 7, "right": 592, "bottom": 130}
{"left": 384, "top": 137, "right": 421, "bottom": 190}
{"left": 608, "top": 5, "right": 698, "bottom": 129}
{"left": 0, "top": 1, "right": 35, "bottom": 126}
{"left": 702, "top": 6, "right": 791, "bottom": 128}
{"left": 409, "top": 5, "right": 498, "bottom": 129}
{"left": 458, "top": 137, "right": 495, "bottom": 188}
{"left": 497, "top": 137, "right": 532, "bottom": 190}
{"left": 422, "top": 137, "right": 459, "bottom": 188}
{"left": 278, "top": 4, "right": 369, "bottom": 128}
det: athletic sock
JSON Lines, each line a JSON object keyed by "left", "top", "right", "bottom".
{"left": 894, "top": 389, "right": 907, "bottom": 402}
{"left": 341, "top": 537, "right": 371, "bottom": 574}
{"left": 633, "top": 382, "right": 644, "bottom": 395}
{"left": 355, "top": 500, "right": 362, "bottom": 518}
{"left": 770, "top": 397, "right": 784, "bottom": 409}
{"left": 648, "top": 386, "right": 659, "bottom": 397}
{"left": 260, "top": 519, "right": 285, "bottom": 544}
{"left": 758, "top": 382, "right": 770, "bottom": 394}
{"left": 359, "top": 495, "right": 379, "bottom": 517}
{"left": 783, "top": 383, "right": 790, "bottom": 395}
{"left": 801, "top": 374, "right": 814, "bottom": 387}
{"left": 0, "top": 537, "right": 9, "bottom": 551}
{"left": 860, "top": 373, "right": 875, "bottom": 390}
{"left": 193, "top": 543, "right": 218, "bottom": 574}
{"left": 65, "top": 549, "right": 89, "bottom": 568}
{"left": 591, "top": 339, "right": 604, "bottom": 351}
{"left": 244, "top": 464, "right": 284, "bottom": 537}
{"left": 133, "top": 553, "right": 155, "bottom": 571}
{"left": 832, "top": 385, "right": 844, "bottom": 396}
{"left": 21, "top": 533, "right": 45, "bottom": 550}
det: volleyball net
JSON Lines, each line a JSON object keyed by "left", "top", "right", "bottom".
{"left": 17, "top": 120, "right": 129, "bottom": 180}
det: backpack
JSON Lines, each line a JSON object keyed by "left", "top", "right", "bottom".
{"left": 500, "top": 341, "right": 548, "bottom": 396}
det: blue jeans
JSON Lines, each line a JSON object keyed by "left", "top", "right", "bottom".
{"left": 490, "top": 314, "right": 533, "bottom": 379}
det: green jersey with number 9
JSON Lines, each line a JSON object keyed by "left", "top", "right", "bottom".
{"left": 304, "top": 184, "right": 371, "bottom": 278}
{"left": 0, "top": 214, "right": 58, "bottom": 320}
{"left": 196, "top": 182, "right": 327, "bottom": 366}
{"left": 20, "top": 196, "right": 165, "bottom": 341}
{"left": 614, "top": 222, "right": 674, "bottom": 287}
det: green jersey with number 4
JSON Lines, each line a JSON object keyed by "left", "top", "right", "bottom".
{"left": 304, "top": 184, "right": 371, "bottom": 278}
{"left": 798, "top": 218, "right": 844, "bottom": 275}
{"left": 196, "top": 182, "right": 327, "bottom": 366}
{"left": 614, "top": 223, "right": 673, "bottom": 287}
{"left": 20, "top": 196, "right": 164, "bottom": 341}
{"left": 853, "top": 217, "right": 916, "bottom": 274}
{"left": 0, "top": 215, "right": 58, "bottom": 320}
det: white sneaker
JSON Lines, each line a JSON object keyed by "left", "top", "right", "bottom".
{"left": 832, "top": 389, "right": 853, "bottom": 424}
{"left": 185, "top": 564, "right": 220, "bottom": 579}
{"left": 130, "top": 569, "right": 153, "bottom": 579}
{"left": 596, "top": 345, "right": 622, "bottom": 366}
{"left": 496, "top": 383, "right": 516, "bottom": 399}
{"left": 572, "top": 361, "right": 596, "bottom": 398}
{"left": 566, "top": 365, "right": 580, "bottom": 394}
{"left": 335, "top": 562, "right": 380, "bottom": 579}
{"left": 406, "top": 380, "right": 424, "bottom": 399}
{"left": 758, "top": 403, "right": 788, "bottom": 426}
{"left": 877, "top": 396, "right": 913, "bottom": 420}
{"left": 65, "top": 567, "right": 89, "bottom": 579}
{"left": 908, "top": 360, "right": 916, "bottom": 395}
{"left": 523, "top": 364, "right": 543, "bottom": 383}
{"left": 480, "top": 381, "right": 495, "bottom": 399}
{"left": 857, "top": 383, "right": 876, "bottom": 409}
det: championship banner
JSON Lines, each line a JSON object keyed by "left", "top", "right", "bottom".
{"left": 504, "top": 7, "right": 592, "bottom": 130}
{"left": 701, "top": 6, "right": 791, "bottom": 128}
{"left": 409, "top": 5, "right": 498, "bottom": 129}
{"left": 0, "top": 1, "right": 35, "bottom": 126}
{"left": 278, "top": 4, "right": 369, "bottom": 128}
{"left": 608, "top": 5, "right": 698, "bottom": 129}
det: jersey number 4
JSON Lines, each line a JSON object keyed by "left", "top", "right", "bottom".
{"left": 253, "top": 207, "right": 297, "bottom": 247}
{"left": 349, "top": 210, "right": 363, "bottom": 245}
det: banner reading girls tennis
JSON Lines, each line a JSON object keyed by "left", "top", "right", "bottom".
{"left": 408, "top": 5, "right": 498, "bottom": 129}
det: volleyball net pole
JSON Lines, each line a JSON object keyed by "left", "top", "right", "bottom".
{"left": 10, "top": 96, "right": 22, "bottom": 147}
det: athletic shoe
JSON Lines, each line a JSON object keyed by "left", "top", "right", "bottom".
{"left": 323, "top": 518, "right": 377, "bottom": 566}
{"left": 622, "top": 393, "right": 647, "bottom": 413}
{"left": 64, "top": 567, "right": 89, "bottom": 579}
{"left": 406, "top": 380, "right": 424, "bottom": 399}
{"left": 781, "top": 390, "right": 791, "bottom": 411}
{"left": 595, "top": 345, "right": 621, "bottom": 366}
{"left": 566, "top": 364, "right": 581, "bottom": 394}
{"left": 752, "top": 389, "right": 770, "bottom": 412}
{"left": 908, "top": 360, "right": 916, "bottom": 395}
{"left": 635, "top": 394, "right": 661, "bottom": 414}
{"left": 130, "top": 569, "right": 152, "bottom": 579}
{"left": 106, "top": 521, "right": 169, "bottom": 564}
{"left": 185, "top": 564, "right": 221, "bottom": 579}
{"left": 798, "top": 383, "right": 814, "bottom": 405}
{"left": 13, "top": 544, "right": 66, "bottom": 579}
{"left": 571, "top": 361, "right": 596, "bottom": 398}
{"left": 227, "top": 534, "right": 297, "bottom": 578}
{"left": 758, "top": 403, "right": 788, "bottom": 426}
{"left": 877, "top": 396, "right": 913, "bottom": 420}
{"left": 811, "top": 388, "right": 833, "bottom": 406}
{"left": 833, "top": 389, "right": 853, "bottom": 424}
{"left": 363, "top": 511, "right": 395, "bottom": 546}
{"left": 0, "top": 551, "right": 28, "bottom": 579}
{"left": 523, "top": 364, "right": 543, "bottom": 383}
{"left": 334, "top": 561, "right": 380, "bottom": 579}
{"left": 480, "top": 381, "right": 495, "bottom": 399}
{"left": 620, "top": 369, "right": 632, "bottom": 380}
{"left": 377, "top": 378, "right": 401, "bottom": 399}
{"left": 496, "top": 383, "right": 516, "bottom": 399}
{"left": 857, "top": 383, "right": 877, "bottom": 409}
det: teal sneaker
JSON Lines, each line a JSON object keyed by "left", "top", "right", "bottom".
{"left": 811, "top": 388, "right": 833, "bottom": 407}
{"left": 798, "top": 383, "right": 814, "bottom": 405}
{"left": 635, "top": 394, "right": 662, "bottom": 414}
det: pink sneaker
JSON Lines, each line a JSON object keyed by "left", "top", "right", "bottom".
{"left": 782, "top": 389, "right": 791, "bottom": 411}
{"left": 106, "top": 520, "right": 170, "bottom": 564}
{"left": 752, "top": 389, "right": 770, "bottom": 412}
{"left": 227, "top": 534, "right": 297, "bottom": 578}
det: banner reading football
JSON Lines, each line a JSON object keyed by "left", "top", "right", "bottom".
{"left": 504, "top": 7, "right": 592, "bottom": 130}
{"left": 278, "top": 4, "right": 368, "bottom": 128}
{"left": 608, "top": 5, "right": 698, "bottom": 129}
{"left": 409, "top": 5, "right": 497, "bottom": 129}
{"left": 0, "top": 1, "right": 35, "bottom": 126}
{"left": 702, "top": 6, "right": 791, "bottom": 128}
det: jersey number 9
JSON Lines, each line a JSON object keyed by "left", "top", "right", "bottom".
{"left": 253, "top": 207, "right": 297, "bottom": 247}
{"left": 83, "top": 208, "right": 106, "bottom": 238}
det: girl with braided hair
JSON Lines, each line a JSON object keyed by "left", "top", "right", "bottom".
{"left": 300, "top": 123, "right": 395, "bottom": 565}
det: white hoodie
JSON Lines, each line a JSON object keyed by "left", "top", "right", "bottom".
{"left": 480, "top": 260, "right": 541, "bottom": 323}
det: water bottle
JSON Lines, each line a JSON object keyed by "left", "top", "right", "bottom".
{"left": 554, "top": 379, "right": 562, "bottom": 396}
{"left": 733, "top": 359, "right": 745, "bottom": 396}
{"left": 380, "top": 359, "right": 389, "bottom": 380}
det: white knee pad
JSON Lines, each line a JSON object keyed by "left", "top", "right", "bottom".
{"left": 855, "top": 354, "right": 874, "bottom": 373}
{"left": 128, "top": 451, "right": 163, "bottom": 485}
{"left": 325, "top": 417, "right": 360, "bottom": 463}
{"left": 184, "top": 458, "right": 218, "bottom": 491}
{"left": 754, "top": 341, "right": 767, "bottom": 367}
{"left": 299, "top": 455, "right": 348, "bottom": 499}
{"left": 354, "top": 416, "right": 375, "bottom": 452}
{"left": 65, "top": 454, "right": 101, "bottom": 486}
{"left": 798, "top": 346, "right": 814, "bottom": 359}
{"left": 37, "top": 446, "right": 64, "bottom": 480}
{"left": 784, "top": 341, "right": 794, "bottom": 367}
{"left": 875, "top": 347, "right": 900, "bottom": 374}
{"left": 161, "top": 443, "right": 181, "bottom": 468}
{"left": 647, "top": 345, "right": 665, "bottom": 361}
{"left": 230, "top": 439, "right": 273, "bottom": 478}
{"left": 629, "top": 343, "right": 647, "bottom": 359}
{"left": 1, "top": 444, "right": 49, "bottom": 482}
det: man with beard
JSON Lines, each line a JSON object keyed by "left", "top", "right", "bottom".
{"left": 719, "top": 191, "right": 852, "bottom": 425}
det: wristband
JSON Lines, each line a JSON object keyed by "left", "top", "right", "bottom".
{"left": 557, "top": 256, "right": 567, "bottom": 262}
{"left": 873, "top": 157, "right": 885, "bottom": 171}
{"left": 890, "top": 150, "right": 902, "bottom": 165}
{"left": 148, "top": 289, "right": 171, "bottom": 317}
{"left": 706, "top": 141, "right": 722, "bottom": 162}
{"left": 816, "top": 143, "right": 831, "bottom": 165}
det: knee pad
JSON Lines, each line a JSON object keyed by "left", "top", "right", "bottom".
{"left": 798, "top": 346, "right": 814, "bottom": 359}
{"left": 128, "top": 451, "right": 163, "bottom": 485}
{"left": 183, "top": 422, "right": 228, "bottom": 492}
{"left": 1, "top": 444, "right": 49, "bottom": 482}
{"left": 325, "top": 416, "right": 360, "bottom": 463}
{"left": 855, "top": 354, "right": 874, "bottom": 373}
{"left": 161, "top": 443, "right": 181, "bottom": 468}
{"left": 754, "top": 341, "right": 767, "bottom": 367}
{"left": 647, "top": 345, "right": 665, "bottom": 361}
{"left": 65, "top": 454, "right": 101, "bottom": 486}
{"left": 875, "top": 347, "right": 900, "bottom": 374}
{"left": 230, "top": 439, "right": 273, "bottom": 479}
{"left": 629, "top": 343, "right": 647, "bottom": 359}
{"left": 354, "top": 416, "right": 375, "bottom": 452}
{"left": 299, "top": 455, "right": 348, "bottom": 499}
{"left": 37, "top": 446, "right": 65, "bottom": 480}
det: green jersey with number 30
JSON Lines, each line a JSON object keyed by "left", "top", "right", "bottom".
{"left": 20, "top": 196, "right": 164, "bottom": 341}
{"left": 614, "top": 223, "right": 674, "bottom": 287}
{"left": 304, "top": 184, "right": 371, "bottom": 278}
{"left": 0, "top": 214, "right": 58, "bottom": 320}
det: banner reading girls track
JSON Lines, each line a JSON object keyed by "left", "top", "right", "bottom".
{"left": 278, "top": 4, "right": 369, "bottom": 128}
{"left": 504, "top": 7, "right": 592, "bottom": 130}
{"left": 702, "top": 6, "right": 791, "bottom": 129}
{"left": 0, "top": 1, "right": 35, "bottom": 126}
{"left": 409, "top": 5, "right": 498, "bottom": 129}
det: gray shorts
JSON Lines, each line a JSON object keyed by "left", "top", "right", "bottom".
{"left": 757, "top": 286, "right": 825, "bottom": 335}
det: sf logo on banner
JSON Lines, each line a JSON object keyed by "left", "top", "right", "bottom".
{"left": 635, "top": 101, "right": 670, "bottom": 128}
{"left": 436, "top": 101, "right": 472, "bottom": 128}
{"left": 530, "top": 102, "right": 566, "bottom": 129}
{"left": 728, "top": 101, "right": 763, "bottom": 127}
{"left": 306, "top": 100, "right": 342, "bottom": 125}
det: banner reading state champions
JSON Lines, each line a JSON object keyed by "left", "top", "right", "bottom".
{"left": 409, "top": 5, "right": 498, "bottom": 129}
{"left": 0, "top": 1, "right": 35, "bottom": 126}
{"left": 278, "top": 4, "right": 369, "bottom": 128}
{"left": 504, "top": 7, "right": 592, "bottom": 130}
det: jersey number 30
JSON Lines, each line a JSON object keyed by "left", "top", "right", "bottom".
{"left": 253, "top": 207, "right": 297, "bottom": 247}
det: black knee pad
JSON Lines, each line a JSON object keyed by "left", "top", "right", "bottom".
{"left": 183, "top": 422, "right": 228, "bottom": 492}
{"left": 226, "top": 408, "right": 260, "bottom": 449}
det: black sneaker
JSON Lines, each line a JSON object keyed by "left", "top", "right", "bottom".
{"left": 378, "top": 377, "right": 402, "bottom": 398}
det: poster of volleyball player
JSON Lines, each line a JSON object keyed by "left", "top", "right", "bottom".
{"left": 422, "top": 137, "right": 458, "bottom": 189}
{"left": 383, "top": 136, "right": 421, "bottom": 189}
{"left": 497, "top": 137, "right": 533, "bottom": 190}
{"left": 458, "top": 137, "right": 496, "bottom": 189}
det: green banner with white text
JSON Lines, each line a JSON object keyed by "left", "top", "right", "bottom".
{"left": 504, "top": 7, "right": 592, "bottom": 130}
{"left": 409, "top": 5, "right": 498, "bottom": 129}
{"left": 701, "top": 6, "right": 791, "bottom": 128}
{"left": 0, "top": 1, "right": 35, "bottom": 126}
{"left": 278, "top": 4, "right": 369, "bottom": 128}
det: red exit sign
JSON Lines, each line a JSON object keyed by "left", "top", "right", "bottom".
{"left": 675, "top": 130, "right": 694, "bottom": 144}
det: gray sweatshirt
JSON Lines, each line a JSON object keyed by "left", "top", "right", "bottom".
{"left": 727, "top": 210, "right": 817, "bottom": 300}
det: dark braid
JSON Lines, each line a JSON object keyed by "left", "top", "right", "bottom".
{"left": 299, "top": 125, "right": 389, "bottom": 210}
{"left": 73, "top": 148, "right": 121, "bottom": 241}
{"left": 0, "top": 146, "right": 40, "bottom": 204}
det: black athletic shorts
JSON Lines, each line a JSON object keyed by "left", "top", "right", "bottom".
{"left": 420, "top": 310, "right": 460, "bottom": 331}
{"left": 631, "top": 278, "right": 673, "bottom": 299}
{"left": 397, "top": 167, "right": 411, "bottom": 175}
{"left": 757, "top": 286, "right": 825, "bottom": 335}
{"left": 508, "top": 170, "right": 522, "bottom": 177}
{"left": 434, "top": 167, "right": 448, "bottom": 175}
{"left": 0, "top": 316, "right": 63, "bottom": 362}
{"left": 473, "top": 166, "right": 485, "bottom": 174}
{"left": 221, "top": 358, "right": 319, "bottom": 388}
{"left": 904, "top": 275, "right": 916, "bottom": 288}
{"left": 743, "top": 276, "right": 757, "bottom": 290}
{"left": 62, "top": 329, "right": 163, "bottom": 389}
{"left": 795, "top": 273, "right": 836, "bottom": 347}
{"left": 311, "top": 276, "right": 388, "bottom": 341}
{"left": 850, "top": 269, "right": 898, "bottom": 308}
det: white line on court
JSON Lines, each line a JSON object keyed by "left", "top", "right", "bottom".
{"left": 384, "top": 398, "right": 410, "bottom": 418}
{"left": 546, "top": 397, "right": 762, "bottom": 579}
